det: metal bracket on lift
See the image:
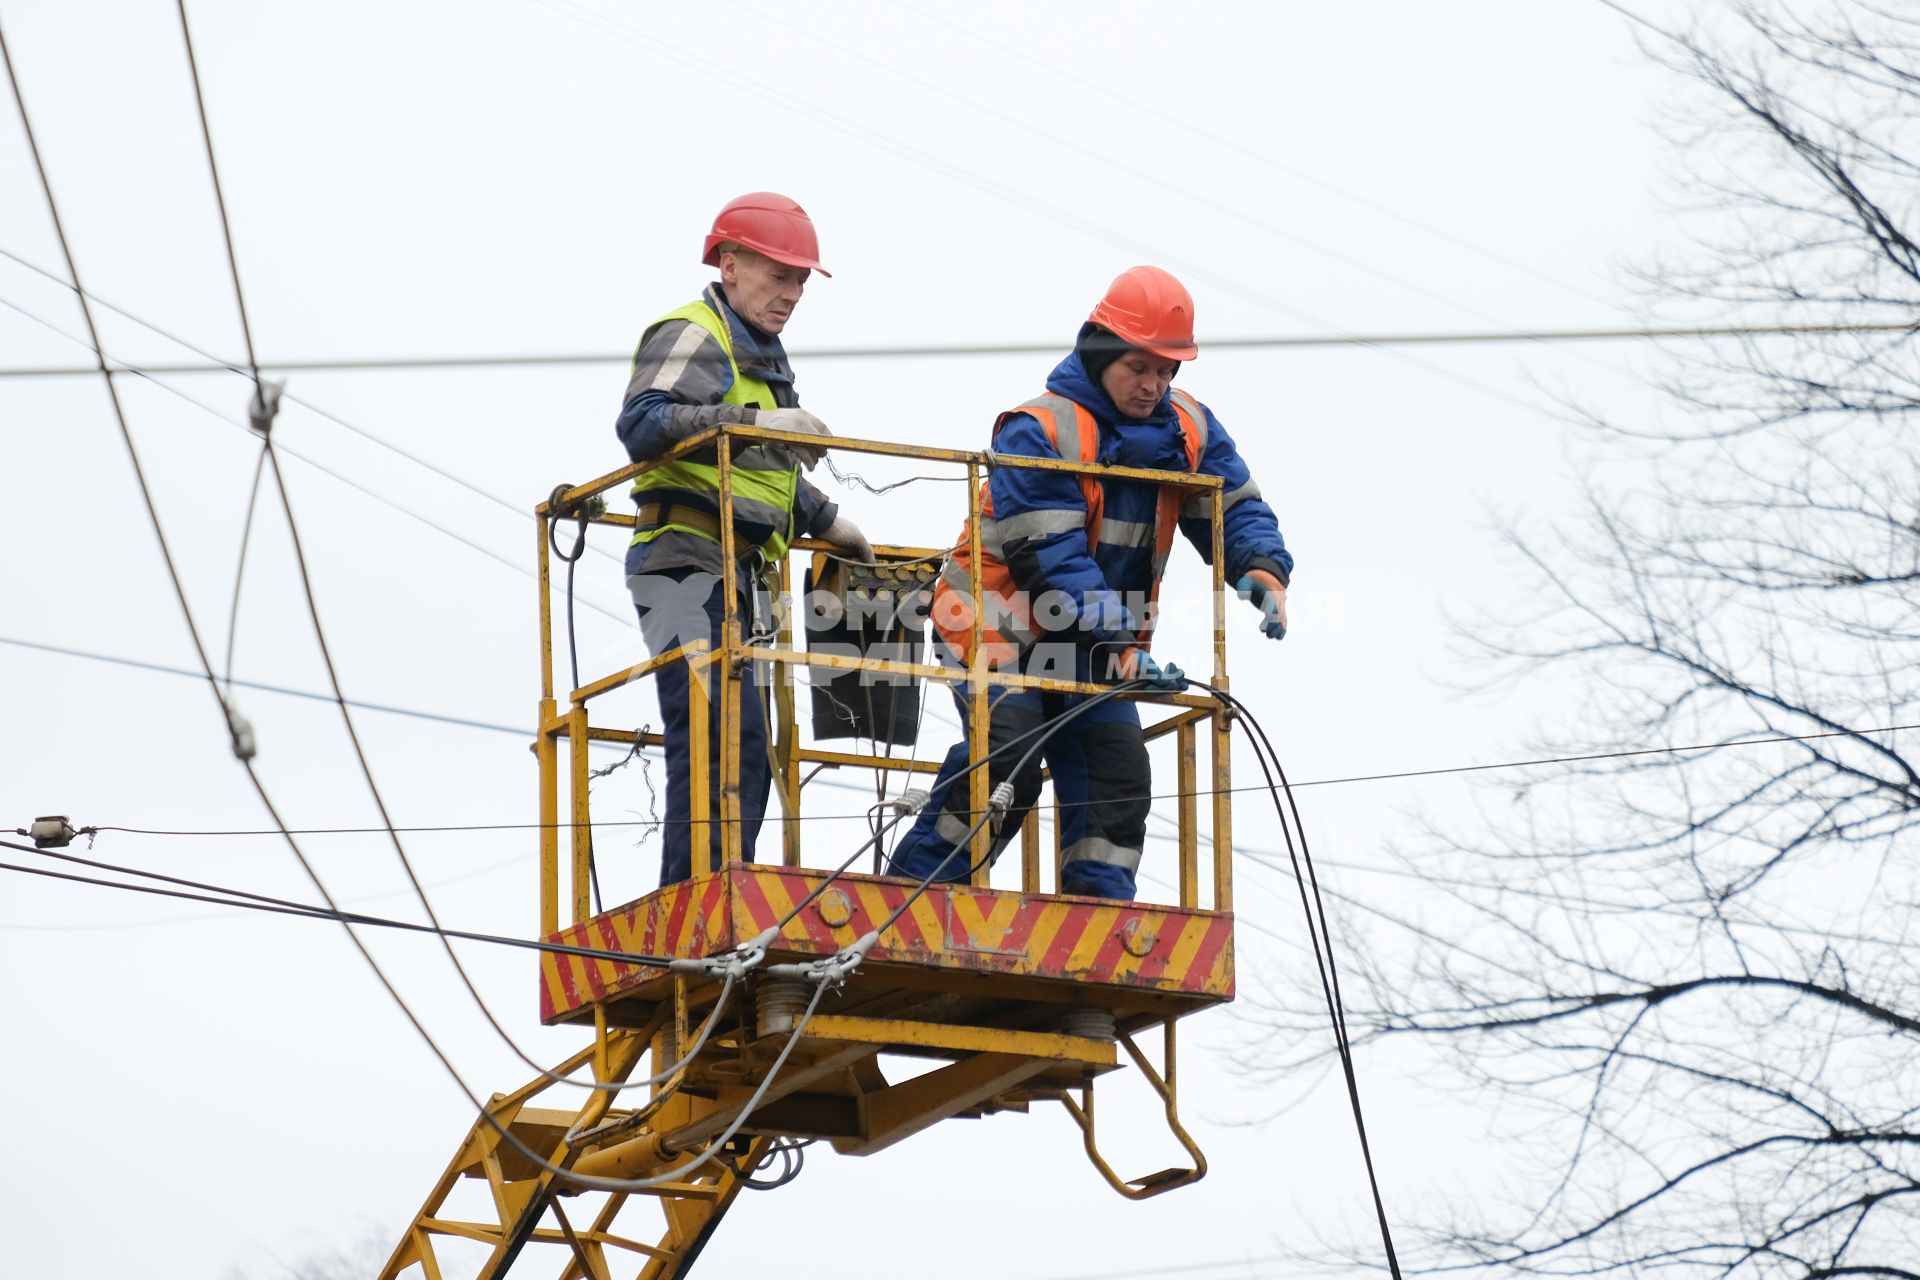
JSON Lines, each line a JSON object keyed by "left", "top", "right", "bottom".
{"left": 1047, "top": 1018, "right": 1208, "bottom": 1200}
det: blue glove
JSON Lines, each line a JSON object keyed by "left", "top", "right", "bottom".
{"left": 1129, "top": 649, "right": 1187, "bottom": 692}
{"left": 1236, "top": 571, "right": 1288, "bottom": 640}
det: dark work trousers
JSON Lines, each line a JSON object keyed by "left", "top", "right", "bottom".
{"left": 631, "top": 567, "right": 771, "bottom": 886}
{"left": 886, "top": 654, "right": 1152, "bottom": 900}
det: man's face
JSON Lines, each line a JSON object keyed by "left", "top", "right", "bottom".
{"left": 1099, "top": 349, "right": 1178, "bottom": 419}
{"left": 720, "top": 249, "right": 809, "bottom": 334}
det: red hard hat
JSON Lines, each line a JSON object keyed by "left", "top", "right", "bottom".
{"left": 1087, "top": 265, "right": 1198, "bottom": 361}
{"left": 701, "top": 191, "right": 830, "bottom": 277}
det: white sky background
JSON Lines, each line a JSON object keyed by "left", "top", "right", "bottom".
{"left": 0, "top": 1, "right": 1702, "bottom": 1275}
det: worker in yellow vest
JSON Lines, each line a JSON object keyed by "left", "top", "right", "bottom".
{"left": 616, "top": 192, "right": 870, "bottom": 885}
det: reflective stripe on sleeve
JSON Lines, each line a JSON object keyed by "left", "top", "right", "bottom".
{"left": 647, "top": 323, "right": 712, "bottom": 391}
{"left": 986, "top": 507, "right": 1087, "bottom": 549}
{"left": 1095, "top": 517, "right": 1155, "bottom": 549}
{"left": 1182, "top": 478, "right": 1262, "bottom": 521}
{"left": 1169, "top": 389, "right": 1210, "bottom": 453}
{"left": 1025, "top": 394, "right": 1087, "bottom": 462}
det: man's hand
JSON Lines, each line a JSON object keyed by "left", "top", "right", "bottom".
{"left": 1236, "top": 569, "right": 1288, "bottom": 640}
{"left": 1114, "top": 646, "right": 1186, "bottom": 691}
{"left": 823, "top": 512, "right": 873, "bottom": 563}
{"left": 761, "top": 407, "right": 831, "bottom": 471}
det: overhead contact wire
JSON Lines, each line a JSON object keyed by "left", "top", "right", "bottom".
{"left": 68, "top": 717, "right": 1920, "bottom": 836}
{"left": 173, "top": 1, "right": 665, "bottom": 1095}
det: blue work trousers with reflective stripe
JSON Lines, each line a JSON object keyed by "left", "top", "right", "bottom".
{"left": 886, "top": 669, "right": 1150, "bottom": 901}
{"left": 631, "top": 567, "right": 771, "bottom": 886}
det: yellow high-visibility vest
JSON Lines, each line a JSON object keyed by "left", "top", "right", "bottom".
{"left": 630, "top": 298, "right": 801, "bottom": 561}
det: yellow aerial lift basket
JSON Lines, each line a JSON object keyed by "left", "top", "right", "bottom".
{"left": 384, "top": 422, "right": 1242, "bottom": 1280}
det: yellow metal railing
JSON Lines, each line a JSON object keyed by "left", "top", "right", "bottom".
{"left": 533, "top": 423, "right": 1234, "bottom": 937}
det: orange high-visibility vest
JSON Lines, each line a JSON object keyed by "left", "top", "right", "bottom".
{"left": 933, "top": 389, "right": 1207, "bottom": 668}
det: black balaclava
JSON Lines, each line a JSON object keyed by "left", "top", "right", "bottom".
{"left": 1076, "top": 324, "right": 1181, "bottom": 399}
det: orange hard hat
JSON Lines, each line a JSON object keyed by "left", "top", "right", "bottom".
{"left": 1087, "top": 265, "right": 1198, "bottom": 361}
{"left": 702, "top": 192, "right": 830, "bottom": 276}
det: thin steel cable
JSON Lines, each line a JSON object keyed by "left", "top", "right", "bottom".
{"left": 175, "top": 0, "right": 640, "bottom": 1092}
{"left": 1, "top": 25, "right": 741, "bottom": 1188}
{"left": 864, "top": 680, "right": 1157, "bottom": 939}
{"left": 174, "top": 0, "right": 259, "bottom": 379}
{"left": 3, "top": 317, "right": 1915, "bottom": 379}
{"left": 0, "top": 19, "right": 233, "bottom": 748}
{"left": 895, "top": 0, "right": 1619, "bottom": 315}
{"left": 523, "top": 0, "right": 1821, "bottom": 421}
{"left": 1, "top": 839, "right": 673, "bottom": 966}
{"left": 0, "top": 243, "right": 626, "bottom": 569}
{"left": 727, "top": 0, "right": 1627, "bottom": 372}
{"left": 0, "top": 289, "right": 636, "bottom": 619}
{"left": 63, "top": 703, "right": 1919, "bottom": 835}
{"left": 2, "top": 632, "right": 558, "bottom": 739}
{"left": 261, "top": 406, "right": 629, "bottom": 1088}
{"left": 14, "top": 831, "right": 747, "bottom": 1105}
{"left": 221, "top": 441, "right": 269, "bottom": 694}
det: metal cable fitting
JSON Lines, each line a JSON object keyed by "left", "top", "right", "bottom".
{"left": 225, "top": 702, "right": 257, "bottom": 761}
{"left": 766, "top": 929, "right": 878, "bottom": 988}
{"left": 668, "top": 926, "right": 781, "bottom": 980}
{"left": 988, "top": 779, "right": 1016, "bottom": 834}
{"left": 247, "top": 378, "right": 284, "bottom": 436}
{"left": 881, "top": 788, "right": 930, "bottom": 816}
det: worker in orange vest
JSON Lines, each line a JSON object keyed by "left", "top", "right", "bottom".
{"left": 887, "top": 267, "right": 1291, "bottom": 900}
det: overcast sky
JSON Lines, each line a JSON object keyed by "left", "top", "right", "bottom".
{"left": 1, "top": 2, "right": 1699, "bottom": 1276}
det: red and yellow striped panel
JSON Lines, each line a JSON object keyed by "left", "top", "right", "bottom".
{"left": 540, "top": 866, "right": 1234, "bottom": 1024}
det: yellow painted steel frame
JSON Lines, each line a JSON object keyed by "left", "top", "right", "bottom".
{"left": 532, "top": 423, "right": 1237, "bottom": 939}
{"left": 380, "top": 1013, "right": 778, "bottom": 1280}
{"left": 390, "top": 427, "right": 1244, "bottom": 1278}
{"left": 1046, "top": 1019, "right": 1208, "bottom": 1200}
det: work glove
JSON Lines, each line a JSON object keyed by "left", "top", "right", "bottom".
{"left": 823, "top": 512, "right": 873, "bottom": 563}
{"left": 1116, "top": 646, "right": 1186, "bottom": 692}
{"left": 1236, "top": 569, "right": 1288, "bottom": 640}
{"left": 759, "top": 407, "right": 831, "bottom": 471}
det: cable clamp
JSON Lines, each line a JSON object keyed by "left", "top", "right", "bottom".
{"left": 881, "top": 788, "right": 930, "bottom": 816}
{"left": 766, "top": 929, "right": 877, "bottom": 988}
{"left": 225, "top": 702, "right": 257, "bottom": 761}
{"left": 247, "top": 378, "right": 285, "bottom": 436}
{"left": 988, "top": 779, "right": 1015, "bottom": 835}
{"left": 545, "top": 483, "right": 607, "bottom": 523}
{"left": 668, "top": 925, "right": 781, "bottom": 980}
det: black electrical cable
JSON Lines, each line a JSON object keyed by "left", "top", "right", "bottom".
{"left": 1, "top": 834, "right": 821, "bottom": 1190}
{"left": 867, "top": 679, "right": 1157, "bottom": 938}
{"left": 221, "top": 442, "right": 269, "bottom": 696}
{"left": 5, "top": 320, "right": 1917, "bottom": 382}
{"left": 2, "top": 18, "right": 773, "bottom": 1195}
{"left": 60, "top": 708, "right": 1918, "bottom": 838}
{"left": 737, "top": 1135, "right": 811, "bottom": 1190}
{"left": 0, "top": 838, "right": 672, "bottom": 967}
{"left": 547, "top": 486, "right": 603, "bottom": 912}
{"left": 183, "top": 0, "right": 692, "bottom": 1102}
{"left": 0, "top": 245, "right": 638, "bottom": 568}
{"left": 1190, "top": 679, "right": 1403, "bottom": 1280}
{"left": 756, "top": 677, "right": 1159, "bottom": 935}
{"left": 28, "top": 619, "right": 1906, "bottom": 833}
{"left": 4, "top": 835, "right": 757, "bottom": 1112}
{"left": 548, "top": 486, "right": 592, "bottom": 694}
{"left": 174, "top": 0, "right": 259, "bottom": 380}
